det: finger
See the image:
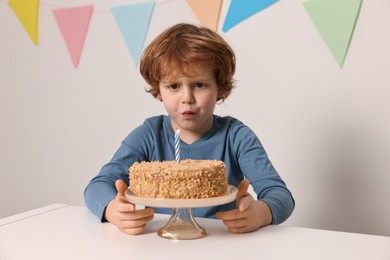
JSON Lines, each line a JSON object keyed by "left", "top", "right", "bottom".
{"left": 221, "top": 218, "right": 247, "bottom": 230}
{"left": 118, "top": 213, "right": 154, "bottom": 229}
{"left": 116, "top": 201, "right": 136, "bottom": 213}
{"left": 115, "top": 179, "right": 128, "bottom": 196}
{"left": 216, "top": 211, "right": 249, "bottom": 233}
{"left": 118, "top": 212, "right": 155, "bottom": 235}
{"left": 121, "top": 225, "right": 147, "bottom": 235}
{"left": 216, "top": 209, "right": 244, "bottom": 220}
{"left": 238, "top": 195, "right": 252, "bottom": 212}
{"left": 227, "top": 225, "right": 252, "bottom": 234}
{"left": 236, "top": 179, "right": 250, "bottom": 206}
{"left": 118, "top": 208, "right": 154, "bottom": 220}
{"left": 115, "top": 179, "right": 129, "bottom": 203}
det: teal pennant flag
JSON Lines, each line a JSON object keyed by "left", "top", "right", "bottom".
{"left": 111, "top": 1, "right": 155, "bottom": 66}
{"left": 222, "top": 0, "right": 278, "bottom": 32}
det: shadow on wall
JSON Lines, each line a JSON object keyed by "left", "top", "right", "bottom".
{"left": 317, "top": 124, "right": 389, "bottom": 236}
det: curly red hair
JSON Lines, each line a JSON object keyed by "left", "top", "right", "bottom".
{"left": 140, "top": 23, "right": 236, "bottom": 102}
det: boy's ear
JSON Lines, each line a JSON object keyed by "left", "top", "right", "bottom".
{"left": 217, "top": 90, "right": 225, "bottom": 101}
{"left": 157, "top": 93, "right": 163, "bottom": 101}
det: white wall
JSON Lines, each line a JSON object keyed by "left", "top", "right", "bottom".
{"left": 1, "top": 0, "right": 389, "bottom": 236}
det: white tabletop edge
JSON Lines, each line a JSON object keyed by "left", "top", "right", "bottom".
{"left": 0, "top": 203, "right": 68, "bottom": 226}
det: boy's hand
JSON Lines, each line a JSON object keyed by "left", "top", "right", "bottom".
{"left": 216, "top": 179, "right": 272, "bottom": 233}
{"left": 104, "top": 179, "right": 154, "bottom": 235}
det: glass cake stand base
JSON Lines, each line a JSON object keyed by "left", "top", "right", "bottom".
{"left": 125, "top": 185, "right": 237, "bottom": 240}
{"left": 158, "top": 208, "right": 207, "bottom": 240}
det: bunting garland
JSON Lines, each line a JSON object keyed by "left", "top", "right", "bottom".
{"left": 111, "top": 1, "right": 155, "bottom": 66}
{"left": 6, "top": 0, "right": 363, "bottom": 69}
{"left": 8, "top": 0, "right": 40, "bottom": 45}
{"left": 186, "top": 0, "right": 223, "bottom": 32}
{"left": 222, "top": 0, "right": 279, "bottom": 32}
{"left": 53, "top": 5, "right": 94, "bottom": 68}
{"left": 303, "top": 0, "right": 363, "bottom": 68}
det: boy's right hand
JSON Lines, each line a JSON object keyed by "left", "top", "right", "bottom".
{"left": 104, "top": 179, "right": 154, "bottom": 235}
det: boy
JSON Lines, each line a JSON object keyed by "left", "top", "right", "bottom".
{"left": 84, "top": 23, "right": 294, "bottom": 235}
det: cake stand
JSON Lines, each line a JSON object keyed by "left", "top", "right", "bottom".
{"left": 125, "top": 185, "right": 237, "bottom": 240}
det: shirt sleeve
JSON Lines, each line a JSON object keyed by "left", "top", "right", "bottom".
{"left": 84, "top": 124, "right": 152, "bottom": 221}
{"left": 233, "top": 123, "right": 295, "bottom": 224}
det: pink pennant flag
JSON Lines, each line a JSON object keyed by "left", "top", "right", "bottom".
{"left": 52, "top": 5, "right": 94, "bottom": 68}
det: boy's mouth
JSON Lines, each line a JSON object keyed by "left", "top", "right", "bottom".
{"left": 182, "top": 111, "right": 196, "bottom": 118}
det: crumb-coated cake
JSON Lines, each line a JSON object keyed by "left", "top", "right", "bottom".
{"left": 129, "top": 159, "right": 228, "bottom": 199}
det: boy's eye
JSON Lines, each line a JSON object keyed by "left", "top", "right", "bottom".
{"left": 194, "top": 83, "right": 205, "bottom": 88}
{"left": 169, "top": 84, "right": 179, "bottom": 90}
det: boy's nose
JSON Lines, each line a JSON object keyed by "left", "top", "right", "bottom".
{"left": 181, "top": 86, "right": 195, "bottom": 104}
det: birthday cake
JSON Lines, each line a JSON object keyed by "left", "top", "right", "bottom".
{"left": 129, "top": 160, "right": 228, "bottom": 199}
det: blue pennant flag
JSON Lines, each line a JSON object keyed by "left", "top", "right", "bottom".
{"left": 111, "top": 1, "right": 155, "bottom": 66}
{"left": 222, "top": 0, "right": 278, "bottom": 32}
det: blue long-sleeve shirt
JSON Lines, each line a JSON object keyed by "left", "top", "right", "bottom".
{"left": 84, "top": 115, "right": 294, "bottom": 224}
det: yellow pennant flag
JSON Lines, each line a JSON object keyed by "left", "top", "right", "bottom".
{"left": 8, "top": 0, "right": 40, "bottom": 45}
{"left": 186, "top": 0, "right": 223, "bottom": 31}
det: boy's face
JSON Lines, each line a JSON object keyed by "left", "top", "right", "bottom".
{"left": 158, "top": 65, "right": 221, "bottom": 143}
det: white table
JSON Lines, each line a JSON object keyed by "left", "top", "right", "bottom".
{"left": 1, "top": 204, "right": 389, "bottom": 260}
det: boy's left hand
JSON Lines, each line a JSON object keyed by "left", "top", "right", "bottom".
{"left": 216, "top": 179, "right": 272, "bottom": 233}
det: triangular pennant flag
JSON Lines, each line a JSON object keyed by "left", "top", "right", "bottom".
{"left": 52, "top": 5, "right": 94, "bottom": 68}
{"left": 111, "top": 2, "right": 155, "bottom": 66}
{"left": 222, "top": 0, "right": 278, "bottom": 32}
{"left": 303, "top": 0, "right": 363, "bottom": 68}
{"left": 8, "top": 0, "right": 40, "bottom": 45}
{"left": 186, "top": 0, "right": 223, "bottom": 31}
